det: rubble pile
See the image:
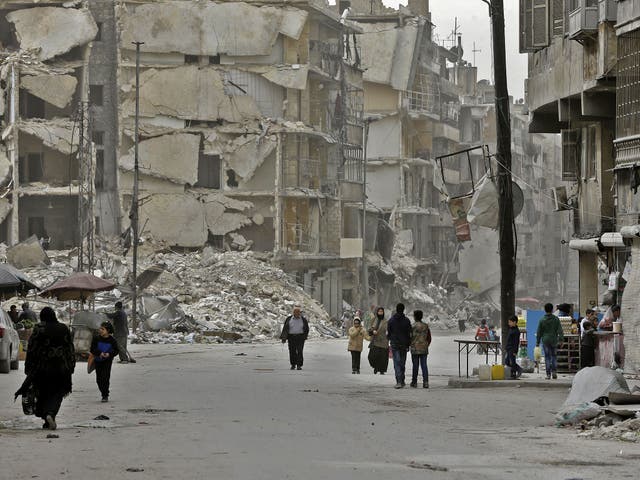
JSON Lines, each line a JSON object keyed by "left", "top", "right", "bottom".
{"left": 136, "top": 246, "right": 337, "bottom": 341}
{"left": 387, "top": 233, "right": 495, "bottom": 329}
{"left": 557, "top": 366, "right": 640, "bottom": 443}
{"left": 577, "top": 416, "right": 640, "bottom": 442}
{"left": 5, "top": 242, "right": 338, "bottom": 343}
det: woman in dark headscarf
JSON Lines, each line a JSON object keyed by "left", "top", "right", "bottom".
{"left": 23, "top": 307, "right": 75, "bottom": 430}
{"left": 365, "top": 307, "right": 389, "bottom": 374}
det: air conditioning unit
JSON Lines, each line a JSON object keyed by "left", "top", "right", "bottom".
{"left": 552, "top": 186, "right": 571, "bottom": 212}
{"left": 598, "top": 0, "right": 617, "bottom": 23}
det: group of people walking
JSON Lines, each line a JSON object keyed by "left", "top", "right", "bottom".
{"left": 281, "top": 303, "right": 432, "bottom": 389}
{"left": 13, "top": 302, "right": 135, "bottom": 430}
{"left": 347, "top": 304, "right": 433, "bottom": 388}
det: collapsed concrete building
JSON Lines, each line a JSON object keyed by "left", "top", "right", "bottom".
{"left": 1, "top": 0, "right": 366, "bottom": 318}
{"left": 0, "top": 1, "right": 98, "bottom": 249}
{"left": 0, "top": 0, "right": 577, "bottom": 323}
{"left": 348, "top": 0, "right": 573, "bottom": 310}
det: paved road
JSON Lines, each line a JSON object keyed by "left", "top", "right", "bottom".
{"left": 1, "top": 333, "right": 638, "bottom": 479}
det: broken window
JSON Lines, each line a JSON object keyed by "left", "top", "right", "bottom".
{"left": 210, "top": 55, "right": 221, "bottom": 65}
{"left": 226, "top": 169, "right": 239, "bottom": 188}
{"left": 195, "top": 153, "right": 221, "bottom": 189}
{"left": 95, "top": 150, "right": 104, "bottom": 189}
{"left": 89, "top": 85, "right": 103, "bottom": 107}
{"left": 95, "top": 22, "right": 103, "bottom": 42}
{"left": 23, "top": 153, "right": 43, "bottom": 182}
{"left": 185, "top": 55, "right": 199, "bottom": 64}
{"left": 95, "top": 217, "right": 101, "bottom": 236}
{"left": 28, "top": 216, "right": 46, "bottom": 238}
{"left": 19, "top": 92, "right": 45, "bottom": 119}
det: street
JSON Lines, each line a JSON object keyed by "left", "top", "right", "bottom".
{"left": 1, "top": 333, "right": 639, "bottom": 479}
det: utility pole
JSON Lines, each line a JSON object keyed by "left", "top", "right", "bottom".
{"left": 77, "top": 101, "right": 95, "bottom": 276}
{"left": 361, "top": 120, "right": 370, "bottom": 308}
{"left": 487, "top": 0, "right": 516, "bottom": 353}
{"left": 131, "top": 41, "right": 144, "bottom": 332}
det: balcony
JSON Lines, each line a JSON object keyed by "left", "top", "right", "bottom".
{"left": 568, "top": 0, "right": 599, "bottom": 41}
{"left": 598, "top": 0, "right": 617, "bottom": 23}
{"left": 402, "top": 90, "right": 439, "bottom": 118}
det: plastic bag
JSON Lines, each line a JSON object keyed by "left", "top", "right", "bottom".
{"left": 87, "top": 353, "right": 96, "bottom": 374}
{"left": 21, "top": 385, "right": 36, "bottom": 415}
{"left": 534, "top": 346, "right": 542, "bottom": 361}
{"left": 555, "top": 402, "right": 601, "bottom": 426}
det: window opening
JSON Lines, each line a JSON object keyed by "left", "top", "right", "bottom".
{"left": 226, "top": 169, "right": 239, "bottom": 188}
{"left": 196, "top": 153, "right": 221, "bottom": 189}
{"left": 89, "top": 85, "right": 104, "bottom": 106}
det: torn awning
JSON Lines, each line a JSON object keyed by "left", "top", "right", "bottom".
{"left": 568, "top": 238, "right": 603, "bottom": 253}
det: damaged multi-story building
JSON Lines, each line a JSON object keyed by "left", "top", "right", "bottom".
{"left": 348, "top": 0, "right": 572, "bottom": 311}
{"left": 1, "top": 0, "right": 365, "bottom": 318}
{"left": 347, "top": 0, "right": 461, "bottom": 308}
{"left": 0, "top": 1, "right": 98, "bottom": 249}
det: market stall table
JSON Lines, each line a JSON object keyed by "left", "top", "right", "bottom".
{"left": 454, "top": 339, "right": 501, "bottom": 378}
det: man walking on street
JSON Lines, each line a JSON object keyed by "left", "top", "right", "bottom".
{"left": 387, "top": 303, "right": 412, "bottom": 389}
{"left": 536, "top": 303, "right": 563, "bottom": 379}
{"left": 280, "top": 306, "right": 309, "bottom": 370}
{"left": 107, "top": 301, "right": 136, "bottom": 363}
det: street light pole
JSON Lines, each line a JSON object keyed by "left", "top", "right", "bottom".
{"left": 487, "top": 0, "right": 516, "bottom": 352}
{"left": 131, "top": 41, "right": 144, "bottom": 333}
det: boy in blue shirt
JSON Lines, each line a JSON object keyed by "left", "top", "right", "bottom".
{"left": 90, "top": 322, "right": 119, "bottom": 402}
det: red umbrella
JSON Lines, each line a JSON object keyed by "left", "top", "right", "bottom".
{"left": 39, "top": 272, "right": 116, "bottom": 302}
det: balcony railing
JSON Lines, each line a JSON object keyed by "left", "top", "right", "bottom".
{"left": 402, "top": 90, "right": 439, "bottom": 117}
{"left": 568, "top": 0, "right": 598, "bottom": 40}
{"left": 598, "top": 0, "right": 617, "bottom": 22}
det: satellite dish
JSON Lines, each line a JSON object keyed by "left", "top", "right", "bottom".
{"left": 512, "top": 181, "right": 524, "bottom": 218}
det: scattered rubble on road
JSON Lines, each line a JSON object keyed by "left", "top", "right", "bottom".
{"left": 1, "top": 237, "right": 496, "bottom": 343}
{"left": 557, "top": 366, "right": 640, "bottom": 442}
{"left": 3, "top": 241, "right": 339, "bottom": 343}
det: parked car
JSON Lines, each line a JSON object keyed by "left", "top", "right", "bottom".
{"left": 0, "top": 310, "right": 20, "bottom": 373}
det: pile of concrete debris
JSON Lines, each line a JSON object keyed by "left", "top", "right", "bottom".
{"left": 3, "top": 238, "right": 338, "bottom": 343}
{"left": 386, "top": 229, "right": 496, "bottom": 330}
{"left": 555, "top": 366, "right": 640, "bottom": 443}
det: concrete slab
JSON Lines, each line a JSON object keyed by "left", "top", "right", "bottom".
{"left": 6, "top": 234, "right": 51, "bottom": 268}
{"left": 120, "top": 2, "right": 307, "bottom": 56}
{"left": 21, "top": 74, "right": 77, "bottom": 109}
{"left": 7, "top": 7, "right": 97, "bottom": 61}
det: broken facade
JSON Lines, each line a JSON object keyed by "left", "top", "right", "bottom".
{"left": 109, "top": 0, "right": 364, "bottom": 318}
{"left": 0, "top": 1, "right": 98, "bottom": 249}
{"left": 346, "top": 0, "right": 574, "bottom": 314}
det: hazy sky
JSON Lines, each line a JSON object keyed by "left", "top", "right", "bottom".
{"left": 382, "top": 0, "right": 527, "bottom": 99}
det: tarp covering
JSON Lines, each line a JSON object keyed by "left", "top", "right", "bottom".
{"left": 0, "top": 263, "right": 40, "bottom": 297}
{"left": 467, "top": 175, "right": 499, "bottom": 229}
{"left": 141, "top": 295, "right": 186, "bottom": 331}
{"left": 563, "top": 366, "right": 630, "bottom": 407}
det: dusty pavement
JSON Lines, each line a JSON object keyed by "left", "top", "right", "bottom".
{"left": 1, "top": 332, "right": 639, "bottom": 480}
